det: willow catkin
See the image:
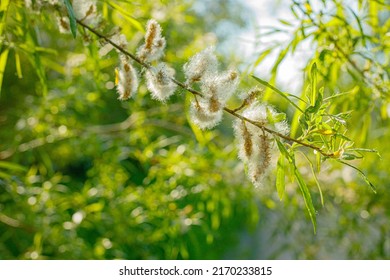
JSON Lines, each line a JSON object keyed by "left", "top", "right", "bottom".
{"left": 233, "top": 100, "right": 290, "bottom": 187}
{"left": 116, "top": 55, "right": 138, "bottom": 100}
{"left": 145, "top": 63, "right": 177, "bottom": 102}
{"left": 72, "top": 0, "right": 99, "bottom": 26}
{"left": 137, "top": 19, "right": 166, "bottom": 62}
{"left": 183, "top": 47, "right": 218, "bottom": 85}
{"left": 190, "top": 98, "right": 223, "bottom": 130}
{"left": 99, "top": 33, "right": 129, "bottom": 57}
{"left": 185, "top": 48, "right": 240, "bottom": 130}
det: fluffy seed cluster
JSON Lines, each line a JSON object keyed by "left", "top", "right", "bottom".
{"left": 137, "top": 19, "right": 166, "bottom": 63}
{"left": 57, "top": 16, "right": 71, "bottom": 34}
{"left": 98, "top": 30, "right": 139, "bottom": 100}
{"left": 233, "top": 101, "right": 289, "bottom": 187}
{"left": 135, "top": 20, "right": 178, "bottom": 101}
{"left": 99, "top": 33, "right": 129, "bottom": 57}
{"left": 183, "top": 47, "right": 218, "bottom": 84}
{"left": 116, "top": 55, "right": 138, "bottom": 100}
{"left": 146, "top": 63, "right": 177, "bottom": 102}
{"left": 72, "top": 0, "right": 99, "bottom": 26}
{"left": 184, "top": 48, "right": 239, "bottom": 129}
{"left": 113, "top": 19, "right": 177, "bottom": 101}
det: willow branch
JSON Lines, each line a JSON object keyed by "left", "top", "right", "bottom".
{"left": 77, "top": 19, "right": 336, "bottom": 157}
{"left": 223, "top": 107, "right": 335, "bottom": 157}
{"left": 292, "top": 1, "right": 386, "bottom": 97}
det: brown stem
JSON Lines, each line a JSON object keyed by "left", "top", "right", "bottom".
{"left": 231, "top": 99, "right": 248, "bottom": 113}
{"left": 223, "top": 107, "right": 335, "bottom": 157}
{"left": 76, "top": 19, "right": 148, "bottom": 68}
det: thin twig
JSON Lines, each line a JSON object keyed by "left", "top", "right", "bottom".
{"left": 77, "top": 20, "right": 148, "bottom": 68}
{"left": 231, "top": 99, "right": 249, "bottom": 113}
{"left": 223, "top": 107, "right": 335, "bottom": 157}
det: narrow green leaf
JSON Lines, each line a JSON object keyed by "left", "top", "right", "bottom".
{"left": 0, "top": 47, "right": 9, "bottom": 97}
{"left": 314, "top": 86, "right": 323, "bottom": 112}
{"left": 290, "top": 4, "right": 299, "bottom": 19}
{"left": 276, "top": 155, "right": 286, "bottom": 200}
{"left": 266, "top": 107, "right": 286, "bottom": 124}
{"left": 292, "top": 28, "right": 304, "bottom": 53}
{"left": 34, "top": 47, "right": 59, "bottom": 55}
{"left": 0, "top": 0, "right": 10, "bottom": 35}
{"left": 275, "top": 137, "right": 292, "bottom": 162}
{"left": 334, "top": 133, "right": 352, "bottom": 141}
{"left": 348, "top": 148, "right": 380, "bottom": 156}
{"left": 294, "top": 167, "right": 317, "bottom": 233}
{"left": 15, "top": 52, "right": 23, "bottom": 78}
{"left": 290, "top": 94, "right": 308, "bottom": 138}
{"left": 338, "top": 160, "right": 377, "bottom": 193}
{"left": 258, "top": 29, "right": 286, "bottom": 37}
{"left": 253, "top": 48, "right": 273, "bottom": 68}
{"left": 299, "top": 152, "right": 324, "bottom": 206}
{"left": 310, "top": 62, "right": 317, "bottom": 106}
{"left": 252, "top": 75, "right": 304, "bottom": 113}
{"left": 64, "top": 0, "right": 77, "bottom": 38}
{"left": 28, "top": 52, "right": 47, "bottom": 96}
{"left": 279, "top": 19, "right": 293, "bottom": 26}
{"left": 315, "top": 150, "right": 321, "bottom": 172}
{"left": 0, "top": 161, "right": 27, "bottom": 172}
{"left": 23, "top": 29, "right": 48, "bottom": 95}
{"left": 347, "top": 7, "right": 367, "bottom": 47}
{"left": 341, "top": 153, "right": 362, "bottom": 160}
{"left": 107, "top": 2, "right": 144, "bottom": 32}
{"left": 311, "top": 128, "right": 336, "bottom": 136}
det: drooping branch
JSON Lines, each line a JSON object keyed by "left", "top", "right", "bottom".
{"left": 76, "top": 19, "right": 337, "bottom": 158}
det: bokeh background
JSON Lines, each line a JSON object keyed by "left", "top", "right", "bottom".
{"left": 0, "top": 0, "right": 389, "bottom": 259}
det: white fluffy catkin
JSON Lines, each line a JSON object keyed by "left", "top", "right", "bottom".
{"left": 137, "top": 19, "right": 166, "bottom": 62}
{"left": 56, "top": 16, "right": 70, "bottom": 34}
{"left": 233, "top": 101, "right": 289, "bottom": 187}
{"left": 200, "top": 69, "right": 239, "bottom": 103}
{"left": 99, "top": 33, "right": 129, "bottom": 57}
{"left": 116, "top": 55, "right": 138, "bottom": 100}
{"left": 112, "top": 33, "right": 129, "bottom": 49}
{"left": 185, "top": 49, "right": 240, "bottom": 130}
{"left": 183, "top": 47, "right": 218, "bottom": 85}
{"left": 72, "top": 0, "right": 99, "bottom": 26}
{"left": 190, "top": 97, "right": 223, "bottom": 130}
{"left": 145, "top": 63, "right": 177, "bottom": 102}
